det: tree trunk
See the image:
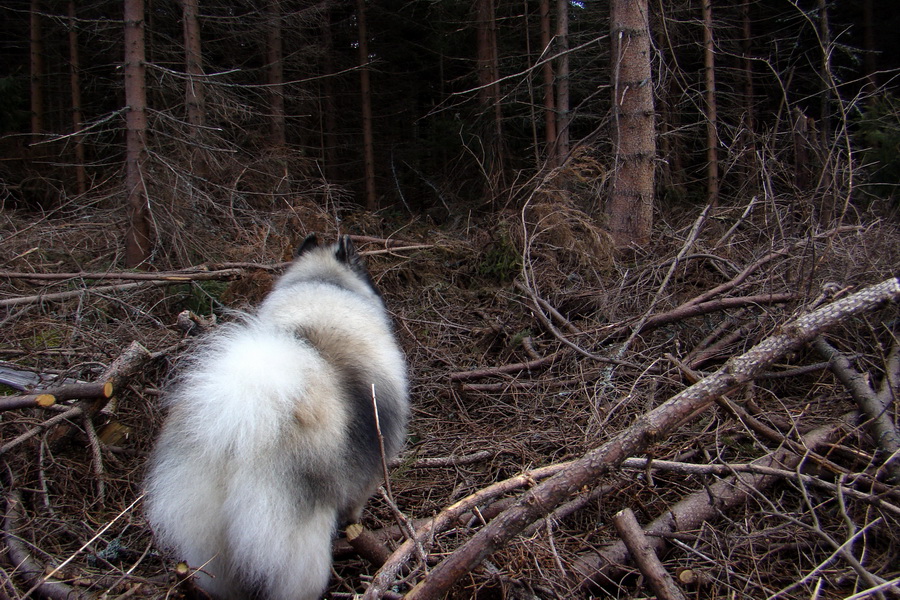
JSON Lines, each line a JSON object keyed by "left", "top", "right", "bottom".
{"left": 474, "top": 0, "right": 505, "bottom": 198}
{"left": 740, "top": 1, "right": 754, "bottom": 140}
{"left": 862, "top": 0, "right": 877, "bottom": 97}
{"left": 539, "top": 0, "right": 557, "bottom": 167}
{"left": 266, "top": 0, "right": 286, "bottom": 149}
{"left": 702, "top": 0, "right": 719, "bottom": 207}
{"left": 181, "top": 0, "right": 205, "bottom": 132}
{"left": 817, "top": 0, "right": 831, "bottom": 148}
{"left": 30, "top": 0, "right": 44, "bottom": 145}
{"left": 68, "top": 0, "right": 87, "bottom": 195}
{"left": 124, "top": 0, "right": 151, "bottom": 268}
{"left": 554, "top": 0, "right": 569, "bottom": 163}
{"left": 321, "top": 8, "right": 339, "bottom": 183}
{"left": 737, "top": 0, "right": 758, "bottom": 187}
{"left": 357, "top": 0, "right": 377, "bottom": 210}
{"left": 608, "top": 0, "right": 655, "bottom": 248}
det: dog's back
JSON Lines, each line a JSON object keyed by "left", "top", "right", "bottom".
{"left": 144, "top": 235, "right": 409, "bottom": 600}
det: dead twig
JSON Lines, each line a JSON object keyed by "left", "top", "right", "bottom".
{"left": 384, "top": 277, "right": 900, "bottom": 600}
{"left": 0, "top": 280, "right": 178, "bottom": 308}
{"left": 1, "top": 343, "right": 153, "bottom": 455}
{"left": 571, "top": 418, "right": 847, "bottom": 589}
{"left": 449, "top": 354, "right": 560, "bottom": 382}
{"left": 4, "top": 491, "right": 90, "bottom": 600}
{"left": 0, "top": 268, "right": 244, "bottom": 282}
{"left": 613, "top": 507, "right": 688, "bottom": 600}
{"left": 514, "top": 281, "right": 636, "bottom": 367}
{"left": 345, "top": 523, "right": 392, "bottom": 567}
{"left": 814, "top": 335, "right": 900, "bottom": 483}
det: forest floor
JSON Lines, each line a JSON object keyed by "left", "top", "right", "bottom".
{"left": 1, "top": 191, "right": 899, "bottom": 600}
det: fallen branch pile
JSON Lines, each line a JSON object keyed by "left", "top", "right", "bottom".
{"left": 1, "top": 218, "right": 899, "bottom": 600}
{"left": 368, "top": 278, "right": 900, "bottom": 600}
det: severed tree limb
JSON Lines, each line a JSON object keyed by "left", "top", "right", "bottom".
{"left": 513, "top": 281, "right": 581, "bottom": 333}
{"left": 362, "top": 244, "right": 434, "bottom": 257}
{"left": 1, "top": 343, "right": 153, "bottom": 455}
{"left": 813, "top": 336, "right": 900, "bottom": 484}
{"left": 4, "top": 491, "right": 90, "bottom": 600}
{"left": 0, "top": 382, "right": 113, "bottom": 412}
{"left": 37, "top": 381, "right": 113, "bottom": 402}
{"left": 337, "top": 451, "right": 900, "bottom": 563}
{"left": 384, "top": 277, "right": 900, "bottom": 600}
{"left": 685, "top": 226, "right": 862, "bottom": 307}
{"left": 612, "top": 508, "right": 688, "bottom": 600}
{"left": 668, "top": 353, "right": 870, "bottom": 487}
{"left": 569, "top": 417, "right": 846, "bottom": 589}
{"left": 345, "top": 523, "right": 392, "bottom": 567}
{"left": 634, "top": 293, "right": 795, "bottom": 336}
{"left": 84, "top": 341, "right": 153, "bottom": 416}
{"left": 0, "top": 393, "right": 56, "bottom": 411}
{"left": 360, "top": 460, "right": 577, "bottom": 597}
{"left": 397, "top": 449, "right": 498, "bottom": 469}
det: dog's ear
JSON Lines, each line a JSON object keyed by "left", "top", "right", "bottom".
{"left": 335, "top": 235, "right": 358, "bottom": 264}
{"left": 294, "top": 234, "right": 319, "bottom": 258}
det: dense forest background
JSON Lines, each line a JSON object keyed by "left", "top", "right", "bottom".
{"left": 2, "top": 1, "right": 900, "bottom": 599}
{"left": 2, "top": 0, "right": 899, "bottom": 260}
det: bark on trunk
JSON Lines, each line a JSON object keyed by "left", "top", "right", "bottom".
{"left": 554, "top": 0, "right": 569, "bottom": 163}
{"left": 539, "top": 0, "right": 557, "bottom": 166}
{"left": 357, "top": 0, "right": 377, "bottom": 210}
{"left": 475, "top": 0, "right": 506, "bottom": 196}
{"left": 607, "top": 0, "right": 655, "bottom": 248}
{"left": 702, "top": 0, "right": 719, "bottom": 207}
{"left": 182, "top": 0, "right": 205, "bottom": 131}
{"left": 30, "top": 0, "right": 44, "bottom": 145}
{"left": 266, "top": 0, "right": 286, "bottom": 149}
{"left": 124, "top": 0, "right": 151, "bottom": 268}
{"left": 68, "top": 0, "right": 87, "bottom": 195}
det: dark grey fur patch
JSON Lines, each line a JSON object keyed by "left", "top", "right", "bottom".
{"left": 341, "top": 367, "right": 405, "bottom": 482}
{"left": 294, "top": 233, "right": 319, "bottom": 257}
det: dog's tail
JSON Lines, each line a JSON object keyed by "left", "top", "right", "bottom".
{"left": 146, "top": 321, "right": 346, "bottom": 600}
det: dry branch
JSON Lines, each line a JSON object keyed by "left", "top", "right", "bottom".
{"left": 0, "top": 406, "right": 84, "bottom": 455}
{"left": 1, "top": 343, "right": 153, "bottom": 455}
{"left": 3, "top": 491, "right": 88, "bottom": 600}
{"left": 0, "top": 393, "right": 55, "bottom": 411}
{"left": 400, "top": 449, "right": 498, "bottom": 468}
{"left": 42, "top": 381, "right": 113, "bottom": 402}
{"left": 634, "top": 293, "right": 795, "bottom": 335}
{"left": 0, "top": 280, "right": 177, "bottom": 308}
{"left": 612, "top": 508, "right": 688, "bottom": 600}
{"left": 94, "top": 342, "right": 153, "bottom": 403}
{"left": 50, "top": 342, "right": 153, "bottom": 443}
{"left": 382, "top": 277, "right": 900, "bottom": 600}
{"left": 449, "top": 354, "right": 559, "bottom": 381}
{"left": 570, "top": 418, "right": 846, "bottom": 588}
{"left": 349, "top": 235, "right": 419, "bottom": 248}
{"left": 814, "top": 336, "right": 900, "bottom": 483}
{"left": 0, "top": 268, "right": 244, "bottom": 282}
{"left": 345, "top": 523, "right": 392, "bottom": 567}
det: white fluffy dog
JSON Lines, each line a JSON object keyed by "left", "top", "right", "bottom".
{"left": 144, "top": 235, "right": 409, "bottom": 600}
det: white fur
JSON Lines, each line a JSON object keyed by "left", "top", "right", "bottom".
{"left": 145, "top": 240, "right": 408, "bottom": 600}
